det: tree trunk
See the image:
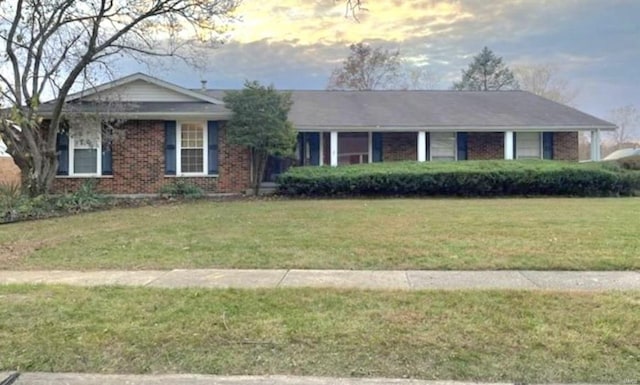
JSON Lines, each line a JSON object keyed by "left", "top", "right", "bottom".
{"left": 251, "top": 148, "right": 269, "bottom": 196}
{"left": 20, "top": 153, "right": 57, "bottom": 197}
{"left": 8, "top": 123, "right": 58, "bottom": 197}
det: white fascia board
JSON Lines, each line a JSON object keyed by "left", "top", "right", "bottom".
{"left": 63, "top": 73, "right": 223, "bottom": 105}
{"left": 117, "top": 112, "right": 232, "bottom": 120}
{"left": 295, "top": 125, "right": 617, "bottom": 132}
{"left": 39, "top": 111, "right": 232, "bottom": 120}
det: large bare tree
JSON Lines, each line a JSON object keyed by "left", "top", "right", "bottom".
{"left": 0, "top": 0, "right": 237, "bottom": 195}
{"left": 327, "top": 42, "right": 436, "bottom": 90}
{"left": 328, "top": 43, "right": 402, "bottom": 90}
{"left": 513, "top": 64, "right": 579, "bottom": 106}
{"left": 608, "top": 105, "right": 640, "bottom": 146}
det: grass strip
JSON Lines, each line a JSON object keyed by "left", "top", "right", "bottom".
{"left": 1, "top": 285, "right": 638, "bottom": 383}
{"left": 1, "top": 198, "right": 639, "bottom": 270}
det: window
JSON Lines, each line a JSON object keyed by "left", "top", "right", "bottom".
{"left": 165, "top": 120, "right": 218, "bottom": 176}
{"left": 430, "top": 132, "right": 456, "bottom": 161}
{"left": 177, "top": 122, "right": 207, "bottom": 175}
{"left": 338, "top": 132, "right": 369, "bottom": 165}
{"left": 70, "top": 127, "right": 101, "bottom": 176}
{"left": 516, "top": 132, "right": 541, "bottom": 159}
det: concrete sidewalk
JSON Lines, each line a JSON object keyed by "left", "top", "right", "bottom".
{"left": 0, "top": 373, "right": 606, "bottom": 385}
{"left": 0, "top": 269, "right": 638, "bottom": 291}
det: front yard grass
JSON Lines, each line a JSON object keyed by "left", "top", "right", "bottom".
{"left": 0, "top": 285, "right": 638, "bottom": 383}
{"left": 1, "top": 198, "right": 639, "bottom": 270}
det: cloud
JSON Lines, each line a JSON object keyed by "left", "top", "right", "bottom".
{"left": 105, "top": 0, "right": 639, "bottom": 119}
{"left": 230, "top": 0, "right": 472, "bottom": 45}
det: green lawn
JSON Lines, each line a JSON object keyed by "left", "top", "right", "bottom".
{"left": 1, "top": 198, "right": 639, "bottom": 270}
{"left": 0, "top": 285, "right": 637, "bottom": 383}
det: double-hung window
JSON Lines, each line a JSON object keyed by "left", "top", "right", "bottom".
{"left": 165, "top": 120, "right": 218, "bottom": 176}
{"left": 430, "top": 132, "right": 456, "bottom": 161}
{"left": 57, "top": 124, "right": 111, "bottom": 177}
{"left": 516, "top": 132, "right": 542, "bottom": 159}
{"left": 70, "top": 128, "right": 101, "bottom": 175}
{"left": 178, "top": 122, "right": 207, "bottom": 174}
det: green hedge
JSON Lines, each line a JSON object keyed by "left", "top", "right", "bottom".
{"left": 276, "top": 160, "right": 640, "bottom": 197}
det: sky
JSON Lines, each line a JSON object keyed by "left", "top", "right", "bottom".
{"left": 116, "top": 0, "right": 639, "bottom": 121}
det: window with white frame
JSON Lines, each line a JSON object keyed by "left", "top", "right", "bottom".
{"left": 178, "top": 122, "right": 207, "bottom": 174}
{"left": 70, "top": 126, "right": 101, "bottom": 175}
{"left": 516, "top": 132, "right": 541, "bottom": 159}
{"left": 430, "top": 132, "right": 456, "bottom": 161}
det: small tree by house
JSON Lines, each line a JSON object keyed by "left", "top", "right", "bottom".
{"left": 453, "top": 47, "right": 519, "bottom": 91}
{"left": 223, "top": 81, "right": 297, "bottom": 195}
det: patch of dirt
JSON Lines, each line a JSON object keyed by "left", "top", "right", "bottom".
{"left": 0, "top": 239, "right": 49, "bottom": 267}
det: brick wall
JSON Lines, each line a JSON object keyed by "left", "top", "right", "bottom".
{"left": 52, "top": 120, "right": 250, "bottom": 195}
{"left": 382, "top": 132, "right": 417, "bottom": 161}
{"left": 553, "top": 132, "right": 579, "bottom": 161}
{"left": 0, "top": 157, "right": 21, "bottom": 185}
{"left": 467, "top": 132, "right": 504, "bottom": 160}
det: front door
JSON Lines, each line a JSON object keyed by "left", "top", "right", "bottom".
{"left": 263, "top": 155, "right": 293, "bottom": 182}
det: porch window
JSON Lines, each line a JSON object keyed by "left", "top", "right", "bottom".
{"left": 178, "top": 122, "right": 207, "bottom": 174}
{"left": 430, "top": 132, "right": 456, "bottom": 161}
{"left": 516, "top": 132, "right": 541, "bottom": 159}
{"left": 338, "top": 132, "right": 369, "bottom": 165}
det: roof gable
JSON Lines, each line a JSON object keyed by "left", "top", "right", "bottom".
{"left": 65, "top": 73, "right": 222, "bottom": 104}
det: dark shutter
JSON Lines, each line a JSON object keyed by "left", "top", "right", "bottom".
{"left": 426, "top": 132, "right": 431, "bottom": 161}
{"left": 512, "top": 132, "right": 517, "bottom": 159}
{"left": 297, "top": 133, "right": 304, "bottom": 165}
{"left": 372, "top": 133, "right": 383, "bottom": 162}
{"left": 164, "top": 121, "right": 177, "bottom": 175}
{"left": 543, "top": 132, "right": 554, "bottom": 160}
{"left": 207, "top": 121, "right": 219, "bottom": 174}
{"left": 308, "top": 132, "right": 320, "bottom": 166}
{"left": 456, "top": 132, "right": 468, "bottom": 161}
{"left": 56, "top": 132, "right": 69, "bottom": 175}
{"left": 101, "top": 127, "right": 113, "bottom": 176}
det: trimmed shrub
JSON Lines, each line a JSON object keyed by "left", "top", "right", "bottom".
{"left": 1, "top": 180, "right": 110, "bottom": 223}
{"left": 159, "top": 180, "right": 204, "bottom": 199}
{"left": 277, "top": 160, "right": 640, "bottom": 197}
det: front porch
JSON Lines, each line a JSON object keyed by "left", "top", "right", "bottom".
{"left": 295, "top": 130, "right": 592, "bottom": 167}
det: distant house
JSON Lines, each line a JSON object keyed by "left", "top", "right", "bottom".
{"left": 39, "top": 73, "right": 616, "bottom": 195}
{"left": 0, "top": 142, "right": 21, "bottom": 185}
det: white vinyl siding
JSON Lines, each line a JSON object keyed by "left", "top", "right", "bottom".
{"left": 85, "top": 79, "right": 198, "bottom": 102}
{"left": 430, "top": 132, "right": 456, "bottom": 161}
{"left": 516, "top": 132, "right": 542, "bottom": 159}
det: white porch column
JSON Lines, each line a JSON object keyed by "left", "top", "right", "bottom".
{"left": 368, "top": 131, "right": 373, "bottom": 163}
{"left": 504, "top": 131, "right": 514, "bottom": 160}
{"left": 590, "top": 129, "right": 601, "bottom": 161}
{"left": 319, "top": 133, "right": 324, "bottom": 166}
{"left": 417, "top": 131, "right": 427, "bottom": 162}
{"left": 330, "top": 130, "right": 338, "bottom": 167}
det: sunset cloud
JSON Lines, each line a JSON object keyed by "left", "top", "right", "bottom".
{"left": 118, "top": 0, "right": 639, "bottom": 119}
{"left": 230, "top": 0, "right": 472, "bottom": 45}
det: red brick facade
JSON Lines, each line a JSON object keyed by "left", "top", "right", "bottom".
{"left": 52, "top": 126, "right": 579, "bottom": 195}
{"left": 552, "top": 132, "right": 579, "bottom": 161}
{"left": 52, "top": 120, "right": 250, "bottom": 195}
{"left": 0, "top": 157, "right": 21, "bottom": 185}
{"left": 467, "top": 132, "right": 504, "bottom": 160}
